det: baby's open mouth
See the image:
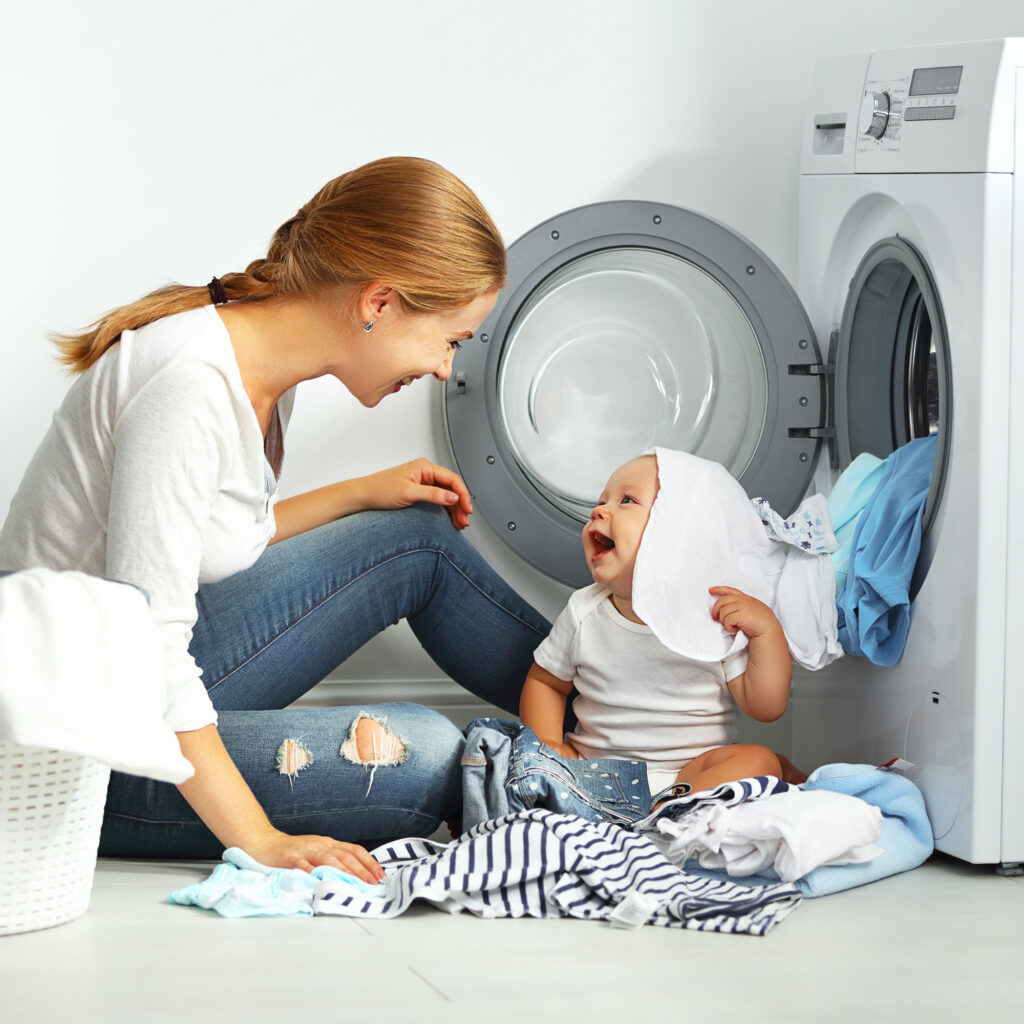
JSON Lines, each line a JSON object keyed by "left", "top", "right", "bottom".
{"left": 590, "top": 531, "right": 615, "bottom": 552}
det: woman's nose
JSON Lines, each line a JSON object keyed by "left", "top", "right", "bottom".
{"left": 433, "top": 351, "right": 456, "bottom": 381}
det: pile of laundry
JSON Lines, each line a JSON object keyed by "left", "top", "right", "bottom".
{"left": 169, "top": 761, "right": 931, "bottom": 935}
{"left": 171, "top": 809, "right": 802, "bottom": 935}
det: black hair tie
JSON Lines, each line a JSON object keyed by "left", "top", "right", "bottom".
{"left": 207, "top": 276, "right": 227, "bottom": 305}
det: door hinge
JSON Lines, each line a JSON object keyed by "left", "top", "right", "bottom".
{"left": 787, "top": 340, "right": 838, "bottom": 467}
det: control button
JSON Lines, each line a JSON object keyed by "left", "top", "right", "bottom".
{"left": 905, "top": 105, "right": 955, "bottom": 122}
{"left": 859, "top": 90, "right": 891, "bottom": 138}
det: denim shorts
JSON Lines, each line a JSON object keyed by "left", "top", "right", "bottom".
{"left": 461, "top": 717, "right": 653, "bottom": 832}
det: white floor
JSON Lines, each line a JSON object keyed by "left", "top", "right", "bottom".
{"left": 1, "top": 851, "right": 1023, "bottom": 1023}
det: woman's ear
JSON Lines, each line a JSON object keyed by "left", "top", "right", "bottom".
{"left": 360, "top": 282, "right": 396, "bottom": 324}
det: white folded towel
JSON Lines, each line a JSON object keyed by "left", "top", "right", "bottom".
{"left": 0, "top": 568, "right": 193, "bottom": 783}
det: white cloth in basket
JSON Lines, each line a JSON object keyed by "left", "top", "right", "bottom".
{"left": 0, "top": 568, "right": 193, "bottom": 783}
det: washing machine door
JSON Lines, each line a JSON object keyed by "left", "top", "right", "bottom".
{"left": 443, "top": 201, "right": 824, "bottom": 587}
{"left": 832, "top": 235, "right": 952, "bottom": 594}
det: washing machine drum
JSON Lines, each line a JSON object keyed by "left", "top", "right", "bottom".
{"left": 443, "top": 201, "right": 825, "bottom": 588}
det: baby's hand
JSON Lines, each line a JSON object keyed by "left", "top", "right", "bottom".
{"left": 709, "top": 586, "right": 779, "bottom": 639}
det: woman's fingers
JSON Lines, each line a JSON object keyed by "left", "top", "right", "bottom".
{"left": 252, "top": 832, "right": 385, "bottom": 882}
{"left": 338, "top": 842, "right": 387, "bottom": 880}
{"left": 406, "top": 459, "right": 472, "bottom": 528}
{"left": 306, "top": 844, "right": 384, "bottom": 883}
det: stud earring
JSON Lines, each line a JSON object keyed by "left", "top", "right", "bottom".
{"left": 362, "top": 320, "right": 374, "bottom": 333}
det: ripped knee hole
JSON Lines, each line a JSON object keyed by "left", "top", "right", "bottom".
{"left": 340, "top": 715, "right": 409, "bottom": 767}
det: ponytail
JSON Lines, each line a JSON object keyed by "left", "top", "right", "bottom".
{"left": 55, "top": 157, "right": 506, "bottom": 374}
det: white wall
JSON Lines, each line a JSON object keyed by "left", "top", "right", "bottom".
{"left": 3, "top": 1, "right": 1023, "bottom": 716}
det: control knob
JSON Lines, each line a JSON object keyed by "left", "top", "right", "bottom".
{"left": 859, "top": 90, "right": 891, "bottom": 139}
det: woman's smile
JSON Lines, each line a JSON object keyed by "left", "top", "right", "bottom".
{"left": 392, "top": 375, "right": 420, "bottom": 394}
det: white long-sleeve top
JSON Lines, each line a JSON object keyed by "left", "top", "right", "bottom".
{"left": 0, "top": 306, "right": 293, "bottom": 731}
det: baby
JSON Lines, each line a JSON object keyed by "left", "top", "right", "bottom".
{"left": 519, "top": 451, "right": 804, "bottom": 802}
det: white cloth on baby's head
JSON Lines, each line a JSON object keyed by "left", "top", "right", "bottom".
{"left": 631, "top": 448, "right": 843, "bottom": 670}
{"left": 632, "top": 449, "right": 777, "bottom": 663}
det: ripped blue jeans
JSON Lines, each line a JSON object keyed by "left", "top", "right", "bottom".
{"left": 100, "top": 505, "right": 552, "bottom": 857}
{"left": 460, "top": 717, "right": 653, "bottom": 833}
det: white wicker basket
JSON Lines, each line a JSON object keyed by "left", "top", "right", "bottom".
{"left": 0, "top": 743, "right": 111, "bottom": 936}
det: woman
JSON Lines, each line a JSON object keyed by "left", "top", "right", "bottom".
{"left": 0, "top": 157, "right": 551, "bottom": 881}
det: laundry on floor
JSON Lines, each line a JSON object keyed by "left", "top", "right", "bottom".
{"left": 170, "top": 809, "right": 802, "bottom": 935}
{"left": 168, "top": 760, "right": 933, "bottom": 931}
{"left": 641, "top": 784, "right": 882, "bottom": 882}
{"left": 461, "top": 717, "right": 651, "bottom": 834}
{"left": 168, "top": 845, "right": 382, "bottom": 918}
{"left": 635, "top": 763, "right": 933, "bottom": 898}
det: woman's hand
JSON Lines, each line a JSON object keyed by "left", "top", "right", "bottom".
{"left": 358, "top": 458, "right": 473, "bottom": 530}
{"left": 245, "top": 827, "right": 385, "bottom": 882}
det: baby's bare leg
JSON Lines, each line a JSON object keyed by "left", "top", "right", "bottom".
{"left": 675, "top": 744, "right": 782, "bottom": 795}
{"left": 774, "top": 752, "right": 808, "bottom": 784}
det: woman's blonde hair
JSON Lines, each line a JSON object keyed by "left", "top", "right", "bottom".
{"left": 56, "top": 156, "right": 507, "bottom": 374}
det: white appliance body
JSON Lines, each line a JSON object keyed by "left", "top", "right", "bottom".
{"left": 793, "top": 39, "right": 1024, "bottom": 866}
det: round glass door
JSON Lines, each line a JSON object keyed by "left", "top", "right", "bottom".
{"left": 444, "top": 201, "right": 824, "bottom": 587}
{"left": 497, "top": 247, "right": 768, "bottom": 523}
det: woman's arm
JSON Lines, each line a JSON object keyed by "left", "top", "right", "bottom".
{"left": 519, "top": 662, "right": 579, "bottom": 757}
{"left": 109, "top": 368, "right": 384, "bottom": 876}
{"left": 176, "top": 725, "right": 384, "bottom": 879}
{"left": 270, "top": 457, "right": 474, "bottom": 543}
{"left": 710, "top": 586, "right": 792, "bottom": 722}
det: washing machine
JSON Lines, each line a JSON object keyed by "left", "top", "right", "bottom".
{"left": 791, "top": 38, "right": 1024, "bottom": 870}
{"left": 443, "top": 38, "right": 1024, "bottom": 869}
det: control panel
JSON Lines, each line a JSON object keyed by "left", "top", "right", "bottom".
{"left": 804, "top": 39, "right": 1022, "bottom": 175}
{"left": 857, "top": 64, "right": 962, "bottom": 153}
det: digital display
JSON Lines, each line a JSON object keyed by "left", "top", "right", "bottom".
{"left": 910, "top": 65, "right": 963, "bottom": 96}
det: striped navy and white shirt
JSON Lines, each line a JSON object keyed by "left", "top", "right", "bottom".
{"left": 315, "top": 806, "right": 801, "bottom": 936}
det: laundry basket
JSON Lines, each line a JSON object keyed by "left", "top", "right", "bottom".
{"left": 0, "top": 742, "right": 111, "bottom": 936}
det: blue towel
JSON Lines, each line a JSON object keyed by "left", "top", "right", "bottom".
{"left": 168, "top": 846, "right": 384, "bottom": 917}
{"left": 838, "top": 435, "right": 937, "bottom": 665}
{"left": 670, "top": 763, "right": 933, "bottom": 897}
{"left": 792, "top": 763, "right": 933, "bottom": 896}
{"left": 827, "top": 452, "right": 886, "bottom": 597}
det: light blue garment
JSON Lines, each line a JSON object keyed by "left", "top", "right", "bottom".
{"left": 793, "top": 763, "right": 933, "bottom": 896}
{"left": 827, "top": 452, "right": 886, "bottom": 596}
{"left": 663, "top": 763, "right": 933, "bottom": 897}
{"left": 838, "top": 436, "right": 937, "bottom": 665}
{"left": 168, "top": 846, "right": 385, "bottom": 918}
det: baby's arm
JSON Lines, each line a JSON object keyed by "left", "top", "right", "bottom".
{"left": 519, "top": 663, "right": 580, "bottom": 758}
{"left": 710, "top": 586, "right": 792, "bottom": 722}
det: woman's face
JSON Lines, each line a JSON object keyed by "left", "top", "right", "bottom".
{"left": 349, "top": 289, "right": 498, "bottom": 407}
